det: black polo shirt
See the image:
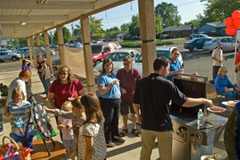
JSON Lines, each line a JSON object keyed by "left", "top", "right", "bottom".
{"left": 133, "top": 73, "right": 187, "bottom": 132}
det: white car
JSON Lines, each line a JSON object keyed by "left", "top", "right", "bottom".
{"left": 203, "top": 37, "right": 240, "bottom": 52}
{"left": 0, "top": 50, "right": 21, "bottom": 62}
{"left": 133, "top": 47, "right": 183, "bottom": 75}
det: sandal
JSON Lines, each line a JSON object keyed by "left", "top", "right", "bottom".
{"left": 112, "top": 137, "right": 125, "bottom": 143}
{"left": 132, "top": 129, "right": 140, "bottom": 137}
{"left": 119, "top": 129, "right": 128, "bottom": 137}
{"left": 106, "top": 142, "right": 115, "bottom": 148}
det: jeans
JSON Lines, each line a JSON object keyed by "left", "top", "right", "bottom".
{"left": 43, "top": 78, "right": 50, "bottom": 96}
{"left": 213, "top": 66, "right": 221, "bottom": 80}
{"left": 99, "top": 98, "right": 120, "bottom": 144}
{"left": 218, "top": 91, "right": 236, "bottom": 100}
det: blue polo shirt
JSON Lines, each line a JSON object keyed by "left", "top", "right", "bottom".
{"left": 167, "top": 58, "right": 182, "bottom": 81}
{"left": 97, "top": 73, "right": 121, "bottom": 99}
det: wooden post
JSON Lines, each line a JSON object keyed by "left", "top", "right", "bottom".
{"left": 27, "top": 37, "right": 33, "bottom": 61}
{"left": 36, "top": 33, "right": 42, "bottom": 57}
{"left": 138, "top": 0, "right": 156, "bottom": 77}
{"left": 81, "top": 16, "right": 95, "bottom": 93}
{"left": 43, "top": 31, "right": 53, "bottom": 72}
{"left": 56, "top": 25, "right": 65, "bottom": 65}
{"left": 30, "top": 36, "right": 37, "bottom": 68}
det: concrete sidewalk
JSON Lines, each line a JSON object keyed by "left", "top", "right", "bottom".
{"left": 0, "top": 68, "right": 228, "bottom": 160}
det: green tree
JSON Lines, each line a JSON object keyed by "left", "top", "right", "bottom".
{"left": 120, "top": 23, "right": 130, "bottom": 33}
{"left": 155, "top": 16, "right": 163, "bottom": 34}
{"left": 105, "top": 27, "right": 120, "bottom": 40}
{"left": 155, "top": 2, "right": 181, "bottom": 28}
{"left": 201, "top": 0, "right": 240, "bottom": 23}
{"left": 89, "top": 16, "right": 104, "bottom": 40}
{"left": 73, "top": 24, "right": 81, "bottom": 38}
{"left": 53, "top": 26, "right": 72, "bottom": 44}
{"left": 128, "top": 15, "right": 140, "bottom": 37}
{"left": 184, "top": 14, "right": 204, "bottom": 27}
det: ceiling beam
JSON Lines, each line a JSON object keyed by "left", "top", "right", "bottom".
{"left": 0, "top": 15, "right": 68, "bottom": 22}
{"left": 1, "top": 22, "right": 54, "bottom": 28}
{"left": 0, "top": 0, "right": 94, "bottom": 10}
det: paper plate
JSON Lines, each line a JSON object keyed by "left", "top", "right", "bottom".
{"left": 222, "top": 101, "right": 237, "bottom": 107}
{"left": 207, "top": 106, "right": 226, "bottom": 113}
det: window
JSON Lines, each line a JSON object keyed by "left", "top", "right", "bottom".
{"left": 157, "top": 50, "right": 170, "bottom": 58}
{"left": 221, "top": 39, "right": 228, "bottom": 43}
{"left": 103, "top": 45, "right": 110, "bottom": 52}
{"left": 91, "top": 45, "right": 102, "bottom": 54}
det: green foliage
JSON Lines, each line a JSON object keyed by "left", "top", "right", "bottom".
{"left": 155, "top": 2, "right": 181, "bottom": 28}
{"left": 89, "top": 16, "right": 104, "bottom": 40}
{"left": 63, "top": 26, "right": 72, "bottom": 43}
{"left": 120, "top": 23, "right": 130, "bottom": 33}
{"left": 105, "top": 27, "right": 120, "bottom": 40}
{"left": 128, "top": 15, "right": 140, "bottom": 37}
{"left": 155, "top": 16, "right": 163, "bottom": 34}
{"left": 207, "top": 30, "right": 221, "bottom": 36}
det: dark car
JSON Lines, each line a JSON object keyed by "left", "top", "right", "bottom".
{"left": 184, "top": 38, "right": 213, "bottom": 52}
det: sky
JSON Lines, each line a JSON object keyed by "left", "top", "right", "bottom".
{"left": 64, "top": 0, "right": 208, "bottom": 32}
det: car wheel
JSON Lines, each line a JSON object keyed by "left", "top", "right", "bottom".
{"left": 11, "top": 56, "right": 17, "bottom": 61}
{"left": 193, "top": 47, "right": 198, "bottom": 52}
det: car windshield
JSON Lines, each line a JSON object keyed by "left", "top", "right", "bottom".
{"left": 211, "top": 39, "right": 220, "bottom": 43}
{"left": 91, "top": 45, "right": 102, "bottom": 54}
{"left": 136, "top": 49, "right": 170, "bottom": 63}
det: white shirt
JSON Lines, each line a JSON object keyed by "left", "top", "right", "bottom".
{"left": 212, "top": 48, "right": 223, "bottom": 66}
{"left": 44, "top": 65, "right": 51, "bottom": 79}
{"left": 7, "top": 78, "right": 27, "bottom": 104}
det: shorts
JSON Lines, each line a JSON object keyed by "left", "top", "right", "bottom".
{"left": 62, "top": 139, "right": 76, "bottom": 148}
{"left": 120, "top": 101, "right": 135, "bottom": 115}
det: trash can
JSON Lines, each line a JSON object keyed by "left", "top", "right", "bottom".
{"left": 0, "top": 96, "right": 6, "bottom": 135}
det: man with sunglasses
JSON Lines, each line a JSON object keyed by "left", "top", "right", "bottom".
{"left": 116, "top": 56, "right": 141, "bottom": 137}
{"left": 166, "top": 47, "right": 184, "bottom": 81}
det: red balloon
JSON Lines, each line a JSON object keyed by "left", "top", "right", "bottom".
{"left": 225, "top": 26, "right": 236, "bottom": 35}
{"left": 225, "top": 17, "right": 233, "bottom": 26}
{"left": 232, "top": 10, "right": 240, "bottom": 19}
{"left": 233, "top": 16, "right": 240, "bottom": 28}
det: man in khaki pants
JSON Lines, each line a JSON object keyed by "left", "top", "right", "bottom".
{"left": 133, "top": 57, "right": 213, "bottom": 160}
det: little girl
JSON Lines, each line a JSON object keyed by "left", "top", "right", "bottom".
{"left": 4, "top": 87, "right": 32, "bottom": 145}
{"left": 58, "top": 101, "right": 76, "bottom": 160}
{"left": 78, "top": 93, "right": 106, "bottom": 160}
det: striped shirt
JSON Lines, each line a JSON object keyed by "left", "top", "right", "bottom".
{"left": 7, "top": 101, "right": 31, "bottom": 136}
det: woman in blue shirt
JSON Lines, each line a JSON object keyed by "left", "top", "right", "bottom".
{"left": 98, "top": 58, "right": 124, "bottom": 147}
{"left": 214, "top": 67, "right": 239, "bottom": 100}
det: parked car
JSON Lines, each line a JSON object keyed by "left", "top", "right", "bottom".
{"left": 24, "top": 47, "right": 55, "bottom": 58}
{"left": 52, "top": 57, "right": 60, "bottom": 72}
{"left": 114, "top": 42, "right": 122, "bottom": 49}
{"left": 91, "top": 42, "right": 118, "bottom": 66}
{"left": 203, "top": 37, "right": 240, "bottom": 52}
{"left": 94, "top": 49, "right": 141, "bottom": 74}
{"left": 184, "top": 38, "right": 213, "bottom": 52}
{"left": 0, "top": 50, "right": 21, "bottom": 62}
{"left": 189, "top": 33, "right": 212, "bottom": 39}
{"left": 133, "top": 47, "right": 183, "bottom": 75}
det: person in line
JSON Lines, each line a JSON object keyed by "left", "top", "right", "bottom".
{"left": 40, "top": 59, "right": 53, "bottom": 97}
{"left": 22, "top": 59, "right": 33, "bottom": 101}
{"left": 7, "top": 70, "right": 31, "bottom": 104}
{"left": 78, "top": 93, "right": 106, "bottom": 160}
{"left": 211, "top": 42, "right": 225, "bottom": 80}
{"left": 4, "top": 88, "right": 34, "bottom": 147}
{"left": 133, "top": 57, "right": 213, "bottom": 160}
{"left": 235, "top": 48, "right": 240, "bottom": 73}
{"left": 36, "top": 55, "right": 45, "bottom": 94}
{"left": 166, "top": 47, "right": 184, "bottom": 81}
{"left": 45, "top": 97, "right": 86, "bottom": 155}
{"left": 214, "top": 67, "right": 238, "bottom": 100}
{"left": 224, "top": 101, "right": 240, "bottom": 159}
{"left": 48, "top": 65, "right": 84, "bottom": 139}
{"left": 116, "top": 56, "right": 141, "bottom": 137}
{"left": 98, "top": 58, "right": 125, "bottom": 148}
{"left": 57, "top": 101, "right": 76, "bottom": 160}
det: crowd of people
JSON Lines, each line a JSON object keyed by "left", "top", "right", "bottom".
{"left": 3, "top": 46, "right": 240, "bottom": 160}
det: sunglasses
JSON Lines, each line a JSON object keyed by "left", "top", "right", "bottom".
{"left": 174, "top": 53, "right": 180, "bottom": 56}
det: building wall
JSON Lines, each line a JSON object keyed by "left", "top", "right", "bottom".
{"left": 165, "top": 29, "right": 197, "bottom": 38}
{"left": 198, "top": 25, "right": 216, "bottom": 33}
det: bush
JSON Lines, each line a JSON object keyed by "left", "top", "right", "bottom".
{"left": 208, "top": 31, "right": 221, "bottom": 36}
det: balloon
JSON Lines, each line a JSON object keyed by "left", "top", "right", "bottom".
{"left": 232, "top": 10, "right": 240, "bottom": 19}
{"left": 225, "top": 26, "right": 236, "bottom": 35}
{"left": 233, "top": 16, "right": 240, "bottom": 29}
{"left": 225, "top": 17, "right": 233, "bottom": 26}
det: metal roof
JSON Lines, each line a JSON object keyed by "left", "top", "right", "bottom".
{"left": 0, "top": 0, "right": 133, "bottom": 39}
{"left": 163, "top": 24, "right": 197, "bottom": 32}
{"left": 205, "top": 21, "right": 226, "bottom": 28}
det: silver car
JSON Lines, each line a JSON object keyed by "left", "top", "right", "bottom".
{"left": 133, "top": 47, "right": 183, "bottom": 75}
{"left": 203, "top": 37, "right": 240, "bottom": 52}
{"left": 94, "top": 49, "right": 141, "bottom": 74}
{"left": 0, "top": 50, "right": 21, "bottom": 62}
